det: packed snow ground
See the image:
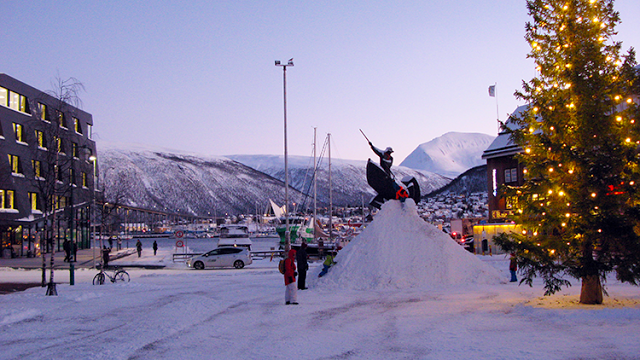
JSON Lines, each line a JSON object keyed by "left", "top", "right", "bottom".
{"left": 2, "top": 201, "right": 640, "bottom": 360}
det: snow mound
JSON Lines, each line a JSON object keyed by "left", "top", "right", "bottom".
{"left": 311, "top": 200, "right": 502, "bottom": 290}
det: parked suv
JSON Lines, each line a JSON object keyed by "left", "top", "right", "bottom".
{"left": 186, "top": 247, "right": 252, "bottom": 270}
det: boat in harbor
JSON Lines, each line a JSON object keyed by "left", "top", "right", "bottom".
{"left": 217, "top": 224, "right": 253, "bottom": 250}
{"left": 275, "top": 215, "right": 313, "bottom": 244}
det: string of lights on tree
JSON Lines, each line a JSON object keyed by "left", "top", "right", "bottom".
{"left": 494, "top": 0, "right": 640, "bottom": 304}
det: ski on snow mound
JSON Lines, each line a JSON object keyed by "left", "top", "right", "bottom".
{"left": 310, "top": 199, "right": 502, "bottom": 290}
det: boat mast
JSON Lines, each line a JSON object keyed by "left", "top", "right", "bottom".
{"left": 328, "top": 133, "right": 333, "bottom": 242}
{"left": 313, "top": 127, "right": 317, "bottom": 241}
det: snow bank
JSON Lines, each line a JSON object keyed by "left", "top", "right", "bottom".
{"left": 311, "top": 199, "right": 502, "bottom": 290}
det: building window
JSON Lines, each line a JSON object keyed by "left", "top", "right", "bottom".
{"left": 74, "top": 118, "right": 83, "bottom": 134}
{"left": 28, "top": 192, "right": 40, "bottom": 211}
{"left": 55, "top": 137, "right": 65, "bottom": 154}
{"left": 32, "top": 160, "right": 42, "bottom": 178}
{"left": 1, "top": 190, "right": 15, "bottom": 210}
{"left": 57, "top": 111, "right": 68, "bottom": 129}
{"left": 1, "top": 190, "right": 16, "bottom": 210}
{"left": 54, "top": 195, "right": 69, "bottom": 210}
{"left": 54, "top": 165, "right": 63, "bottom": 182}
{"left": 88, "top": 124, "right": 93, "bottom": 139}
{"left": 36, "top": 130, "right": 47, "bottom": 149}
{"left": 82, "top": 172, "right": 88, "bottom": 188}
{"left": 504, "top": 168, "right": 518, "bottom": 184}
{"left": 0, "top": 86, "right": 30, "bottom": 113}
{"left": 506, "top": 196, "right": 519, "bottom": 210}
{"left": 72, "top": 142, "right": 78, "bottom": 158}
{"left": 69, "top": 168, "right": 76, "bottom": 185}
{"left": 39, "top": 103, "right": 50, "bottom": 122}
{"left": 12, "top": 123, "right": 26, "bottom": 143}
{"left": 8, "top": 154, "right": 23, "bottom": 175}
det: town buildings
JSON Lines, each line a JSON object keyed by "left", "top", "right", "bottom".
{"left": 0, "top": 74, "right": 96, "bottom": 258}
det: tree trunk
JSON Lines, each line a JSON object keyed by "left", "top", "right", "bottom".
{"left": 580, "top": 275, "right": 603, "bottom": 304}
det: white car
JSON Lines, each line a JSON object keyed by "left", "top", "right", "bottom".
{"left": 186, "top": 247, "right": 252, "bottom": 270}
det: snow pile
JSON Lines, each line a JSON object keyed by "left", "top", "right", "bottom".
{"left": 311, "top": 199, "right": 502, "bottom": 289}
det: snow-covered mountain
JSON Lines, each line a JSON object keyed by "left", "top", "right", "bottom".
{"left": 97, "top": 143, "right": 298, "bottom": 216}
{"left": 227, "top": 155, "right": 450, "bottom": 211}
{"left": 400, "top": 132, "right": 496, "bottom": 178}
{"left": 97, "top": 142, "right": 450, "bottom": 216}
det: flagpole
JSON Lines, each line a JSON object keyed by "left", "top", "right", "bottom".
{"left": 489, "top": 83, "right": 500, "bottom": 133}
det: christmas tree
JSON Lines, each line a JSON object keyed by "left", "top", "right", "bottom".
{"left": 495, "top": 0, "right": 640, "bottom": 304}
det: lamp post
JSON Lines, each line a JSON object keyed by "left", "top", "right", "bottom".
{"left": 89, "top": 152, "right": 97, "bottom": 268}
{"left": 275, "top": 58, "right": 293, "bottom": 252}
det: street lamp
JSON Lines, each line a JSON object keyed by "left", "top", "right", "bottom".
{"left": 275, "top": 58, "right": 294, "bottom": 252}
{"left": 89, "top": 152, "right": 97, "bottom": 268}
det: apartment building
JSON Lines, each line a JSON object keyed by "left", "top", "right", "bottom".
{"left": 0, "top": 73, "right": 96, "bottom": 258}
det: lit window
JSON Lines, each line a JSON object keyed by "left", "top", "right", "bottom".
{"left": 1, "top": 190, "right": 16, "bottom": 209}
{"left": 7, "top": 154, "right": 22, "bottom": 175}
{"left": 88, "top": 124, "right": 93, "bottom": 139}
{"left": 28, "top": 192, "right": 39, "bottom": 211}
{"left": 39, "top": 103, "right": 50, "bottom": 121}
{"left": 82, "top": 172, "right": 88, "bottom": 187}
{"left": 0, "top": 87, "right": 29, "bottom": 113}
{"left": 74, "top": 118, "right": 83, "bottom": 134}
{"left": 0, "top": 87, "right": 6, "bottom": 107}
{"left": 32, "top": 160, "right": 42, "bottom": 178}
{"left": 57, "top": 111, "right": 68, "bottom": 129}
{"left": 72, "top": 142, "right": 78, "bottom": 158}
{"left": 12, "top": 123, "right": 25, "bottom": 143}
{"left": 55, "top": 137, "right": 65, "bottom": 154}
{"left": 35, "top": 130, "right": 47, "bottom": 149}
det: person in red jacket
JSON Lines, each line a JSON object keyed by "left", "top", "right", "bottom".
{"left": 284, "top": 249, "right": 298, "bottom": 305}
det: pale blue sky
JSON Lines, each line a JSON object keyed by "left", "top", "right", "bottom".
{"left": 3, "top": 1, "right": 639, "bottom": 162}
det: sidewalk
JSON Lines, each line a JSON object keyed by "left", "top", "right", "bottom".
{"left": 0, "top": 247, "right": 136, "bottom": 270}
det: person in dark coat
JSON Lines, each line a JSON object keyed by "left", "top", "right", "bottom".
{"left": 369, "top": 142, "right": 394, "bottom": 176}
{"left": 102, "top": 246, "right": 111, "bottom": 268}
{"left": 152, "top": 241, "right": 158, "bottom": 256}
{"left": 63, "top": 239, "right": 71, "bottom": 262}
{"left": 284, "top": 249, "right": 298, "bottom": 305}
{"left": 136, "top": 240, "right": 142, "bottom": 257}
{"left": 296, "top": 243, "right": 309, "bottom": 290}
{"left": 509, "top": 253, "right": 518, "bottom": 282}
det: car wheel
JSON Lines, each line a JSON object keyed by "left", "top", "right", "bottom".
{"left": 194, "top": 261, "right": 205, "bottom": 270}
{"left": 234, "top": 260, "right": 244, "bottom": 269}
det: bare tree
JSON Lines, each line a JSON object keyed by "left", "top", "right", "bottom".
{"left": 27, "top": 76, "right": 86, "bottom": 295}
{"left": 95, "top": 170, "right": 129, "bottom": 266}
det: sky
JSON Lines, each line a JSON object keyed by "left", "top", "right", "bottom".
{"left": 3, "top": 1, "right": 640, "bottom": 162}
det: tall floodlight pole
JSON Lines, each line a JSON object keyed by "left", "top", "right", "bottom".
{"left": 275, "top": 58, "right": 294, "bottom": 252}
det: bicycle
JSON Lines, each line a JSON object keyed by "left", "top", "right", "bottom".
{"left": 93, "top": 267, "right": 130, "bottom": 285}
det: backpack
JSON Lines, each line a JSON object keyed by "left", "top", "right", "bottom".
{"left": 278, "top": 259, "right": 286, "bottom": 274}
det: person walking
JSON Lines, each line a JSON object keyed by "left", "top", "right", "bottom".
{"left": 509, "top": 253, "right": 518, "bottom": 282}
{"left": 136, "top": 240, "right": 143, "bottom": 257}
{"left": 62, "top": 239, "right": 71, "bottom": 262}
{"left": 284, "top": 249, "right": 298, "bottom": 305}
{"left": 153, "top": 241, "right": 158, "bottom": 256}
{"left": 296, "top": 243, "right": 309, "bottom": 290}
